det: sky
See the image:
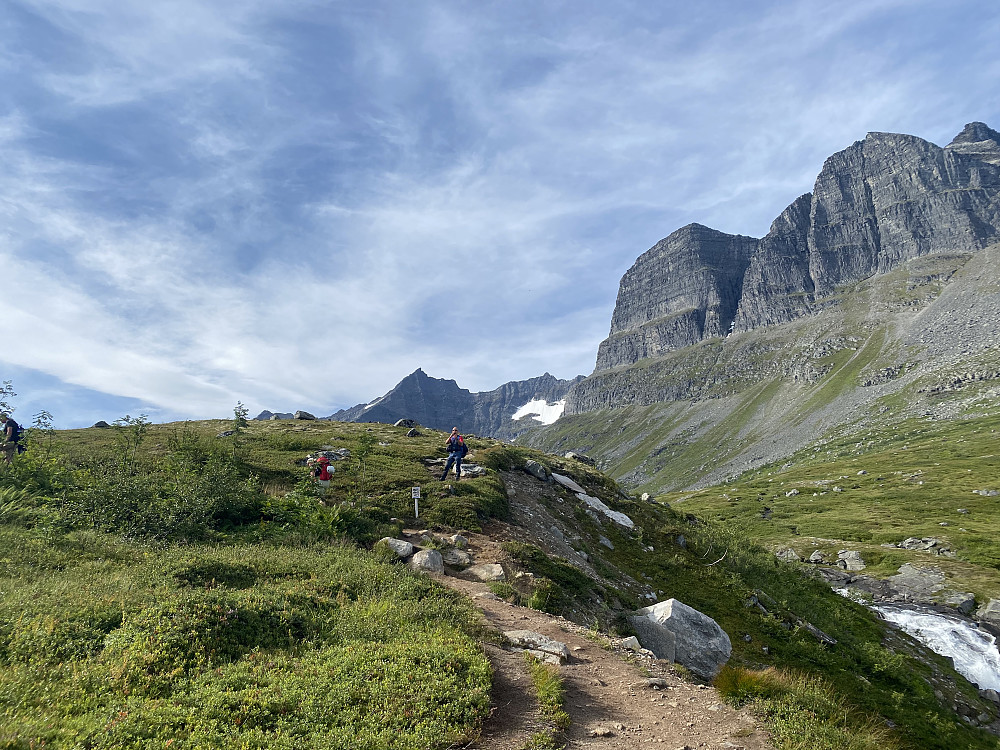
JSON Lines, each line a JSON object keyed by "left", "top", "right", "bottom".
{"left": 1, "top": 0, "right": 998, "bottom": 428}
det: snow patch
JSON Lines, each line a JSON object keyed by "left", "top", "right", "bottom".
{"left": 363, "top": 396, "right": 384, "bottom": 411}
{"left": 512, "top": 399, "right": 565, "bottom": 425}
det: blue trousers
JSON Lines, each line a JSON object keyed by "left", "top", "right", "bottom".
{"left": 441, "top": 452, "right": 462, "bottom": 479}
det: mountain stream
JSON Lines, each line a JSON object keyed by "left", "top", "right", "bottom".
{"left": 872, "top": 603, "right": 1000, "bottom": 691}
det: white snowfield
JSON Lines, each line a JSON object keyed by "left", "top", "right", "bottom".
{"left": 511, "top": 399, "right": 565, "bottom": 425}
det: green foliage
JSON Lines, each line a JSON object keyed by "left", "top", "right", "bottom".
{"left": 523, "top": 652, "right": 570, "bottom": 731}
{"left": 0, "top": 536, "right": 492, "bottom": 749}
{"left": 478, "top": 444, "right": 528, "bottom": 471}
{"left": 502, "top": 542, "right": 596, "bottom": 616}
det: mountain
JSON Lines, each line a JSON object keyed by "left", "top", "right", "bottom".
{"left": 327, "top": 368, "right": 584, "bottom": 439}
{"left": 525, "top": 122, "right": 1000, "bottom": 491}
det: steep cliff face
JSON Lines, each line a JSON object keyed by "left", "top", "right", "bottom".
{"left": 328, "top": 368, "right": 583, "bottom": 439}
{"left": 591, "top": 123, "right": 1000, "bottom": 376}
{"left": 595, "top": 224, "right": 756, "bottom": 370}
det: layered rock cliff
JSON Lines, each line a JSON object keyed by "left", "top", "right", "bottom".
{"left": 592, "top": 123, "right": 1000, "bottom": 373}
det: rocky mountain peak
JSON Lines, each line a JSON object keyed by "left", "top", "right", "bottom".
{"left": 592, "top": 123, "right": 1000, "bottom": 372}
{"left": 945, "top": 121, "right": 1000, "bottom": 165}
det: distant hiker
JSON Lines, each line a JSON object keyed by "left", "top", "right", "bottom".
{"left": 308, "top": 455, "right": 334, "bottom": 495}
{"left": 0, "top": 413, "right": 23, "bottom": 464}
{"left": 440, "top": 427, "right": 468, "bottom": 481}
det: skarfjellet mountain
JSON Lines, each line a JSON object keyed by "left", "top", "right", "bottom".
{"left": 527, "top": 122, "right": 1000, "bottom": 491}
{"left": 593, "top": 122, "right": 1000, "bottom": 371}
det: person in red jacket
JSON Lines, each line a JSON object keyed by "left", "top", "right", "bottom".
{"left": 440, "top": 427, "right": 467, "bottom": 481}
{"left": 308, "top": 455, "right": 334, "bottom": 495}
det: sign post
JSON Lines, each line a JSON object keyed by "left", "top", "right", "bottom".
{"left": 411, "top": 486, "right": 421, "bottom": 518}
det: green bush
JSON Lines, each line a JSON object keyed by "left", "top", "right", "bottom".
{"left": 478, "top": 444, "right": 528, "bottom": 471}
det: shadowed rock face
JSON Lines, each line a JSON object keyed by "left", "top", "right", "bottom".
{"left": 592, "top": 123, "right": 1000, "bottom": 373}
{"left": 595, "top": 224, "right": 756, "bottom": 371}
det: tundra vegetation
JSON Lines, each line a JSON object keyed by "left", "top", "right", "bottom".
{"left": 0, "top": 410, "right": 997, "bottom": 749}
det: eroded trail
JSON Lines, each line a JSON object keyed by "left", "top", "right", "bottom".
{"left": 442, "top": 575, "right": 774, "bottom": 750}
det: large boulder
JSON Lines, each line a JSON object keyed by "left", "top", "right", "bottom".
{"left": 378, "top": 538, "right": 414, "bottom": 559}
{"left": 409, "top": 549, "right": 444, "bottom": 574}
{"left": 630, "top": 598, "right": 732, "bottom": 679}
{"left": 394, "top": 419, "right": 419, "bottom": 428}
{"left": 524, "top": 460, "right": 551, "bottom": 482}
{"left": 294, "top": 411, "right": 316, "bottom": 420}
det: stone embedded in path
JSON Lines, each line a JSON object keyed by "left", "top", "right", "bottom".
{"left": 379, "top": 538, "right": 414, "bottom": 559}
{"left": 466, "top": 563, "right": 505, "bottom": 581}
{"left": 409, "top": 549, "right": 444, "bottom": 574}
{"left": 504, "top": 630, "right": 571, "bottom": 664}
{"left": 630, "top": 598, "right": 732, "bottom": 679}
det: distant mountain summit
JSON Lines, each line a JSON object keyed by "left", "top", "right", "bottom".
{"left": 523, "top": 122, "right": 1000, "bottom": 491}
{"left": 258, "top": 369, "right": 584, "bottom": 439}
{"left": 331, "top": 369, "right": 583, "bottom": 439}
{"left": 594, "top": 122, "right": 1000, "bottom": 372}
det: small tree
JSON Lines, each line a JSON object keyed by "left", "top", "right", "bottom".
{"left": 0, "top": 380, "right": 15, "bottom": 416}
{"left": 112, "top": 414, "right": 150, "bottom": 476}
{"left": 30, "top": 410, "right": 57, "bottom": 460}
{"left": 231, "top": 401, "right": 250, "bottom": 461}
{"left": 354, "top": 431, "right": 378, "bottom": 502}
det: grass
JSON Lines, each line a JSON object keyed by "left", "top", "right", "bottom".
{"left": 0, "top": 530, "right": 491, "bottom": 749}
{"left": 521, "top": 652, "right": 570, "bottom": 750}
{"left": 3, "top": 416, "right": 1000, "bottom": 749}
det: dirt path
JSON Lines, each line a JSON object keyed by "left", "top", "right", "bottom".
{"left": 441, "top": 575, "right": 773, "bottom": 750}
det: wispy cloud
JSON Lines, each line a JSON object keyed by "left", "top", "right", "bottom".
{"left": 1, "top": 0, "right": 998, "bottom": 425}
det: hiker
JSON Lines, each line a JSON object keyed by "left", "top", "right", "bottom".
{"left": 440, "top": 427, "right": 468, "bottom": 481}
{"left": 1, "top": 413, "right": 23, "bottom": 464}
{"left": 308, "top": 455, "right": 334, "bottom": 495}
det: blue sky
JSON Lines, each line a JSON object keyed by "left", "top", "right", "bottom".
{"left": 1, "top": 0, "right": 998, "bottom": 427}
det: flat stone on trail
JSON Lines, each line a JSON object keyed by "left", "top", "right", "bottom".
{"left": 504, "top": 630, "right": 571, "bottom": 663}
{"left": 466, "top": 563, "right": 505, "bottom": 581}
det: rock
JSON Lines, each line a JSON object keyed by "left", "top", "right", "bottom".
{"left": 576, "top": 492, "right": 635, "bottom": 529}
{"left": 394, "top": 419, "right": 418, "bottom": 428}
{"left": 216, "top": 430, "right": 236, "bottom": 438}
{"left": 466, "top": 563, "right": 505, "bottom": 582}
{"left": 405, "top": 428, "right": 421, "bottom": 437}
{"left": 837, "top": 550, "right": 866, "bottom": 571}
{"left": 293, "top": 411, "right": 316, "bottom": 420}
{"left": 551, "top": 472, "right": 586, "bottom": 494}
{"left": 808, "top": 550, "right": 825, "bottom": 563}
{"left": 565, "top": 451, "right": 596, "bottom": 466}
{"left": 774, "top": 547, "right": 801, "bottom": 563}
{"left": 442, "top": 549, "right": 472, "bottom": 567}
{"left": 621, "top": 636, "right": 642, "bottom": 651}
{"left": 524, "top": 460, "right": 551, "bottom": 481}
{"left": 641, "top": 492, "right": 651, "bottom": 502}
{"left": 459, "top": 463, "right": 487, "bottom": 478}
{"left": 448, "top": 534, "right": 469, "bottom": 549}
{"left": 504, "top": 630, "right": 571, "bottom": 663}
{"left": 977, "top": 599, "right": 1000, "bottom": 628}
{"left": 599, "top": 536, "right": 615, "bottom": 550}
{"left": 549, "top": 525, "right": 565, "bottom": 541}
{"left": 631, "top": 599, "right": 732, "bottom": 679}
{"left": 786, "top": 488, "right": 800, "bottom": 497}
{"left": 92, "top": 420, "right": 111, "bottom": 428}
{"left": 268, "top": 414, "right": 281, "bottom": 420}
{"left": 798, "top": 620, "right": 837, "bottom": 645}
{"left": 980, "top": 688, "right": 1000, "bottom": 706}
{"left": 942, "top": 591, "right": 977, "bottom": 615}
{"left": 408, "top": 549, "right": 444, "bottom": 574}
{"left": 378, "top": 538, "right": 414, "bottom": 559}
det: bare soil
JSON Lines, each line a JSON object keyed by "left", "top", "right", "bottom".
{"left": 439, "top": 574, "right": 773, "bottom": 750}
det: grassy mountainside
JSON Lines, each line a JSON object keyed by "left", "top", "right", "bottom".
{"left": 525, "top": 246, "right": 1000, "bottom": 493}
{"left": 1, "top": 417, "right": 999, "bottom": 748}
